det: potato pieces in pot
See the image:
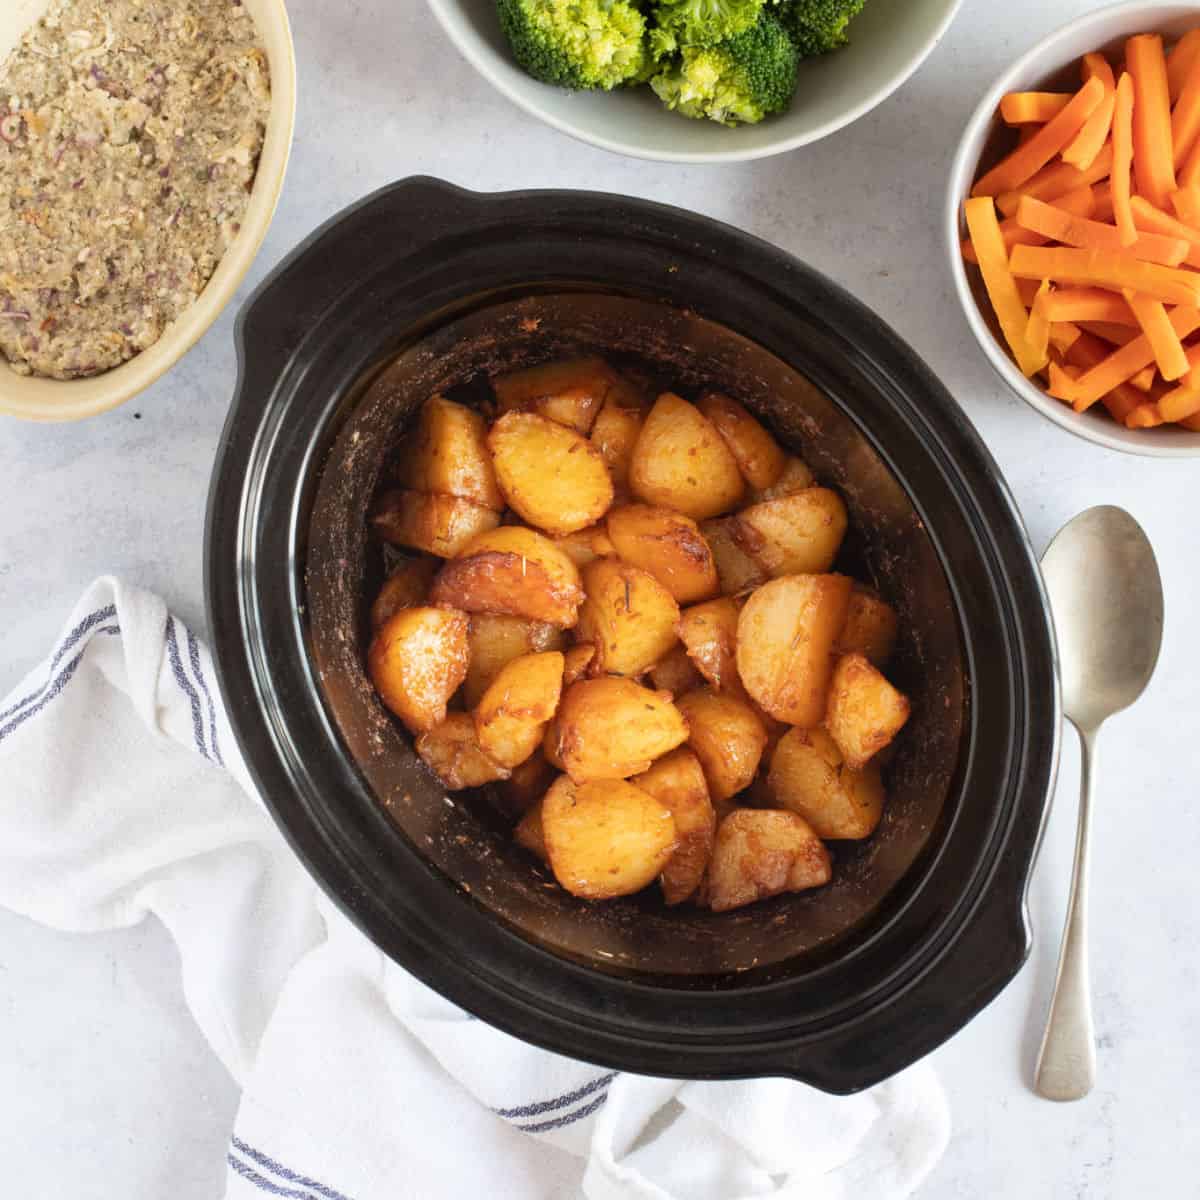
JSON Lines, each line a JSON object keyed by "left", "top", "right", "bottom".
{"left": 498, "top": 751, "right": 557, "bottom": 818}
{"left": 633, "top": 748, "right": 716, "bottom": 906}
{"left": 492, "top": 356, "right": 629, "bottom": 435}
{"left": 704, "top": 810, "right": 832, "bottom": 913}
{"left": 825, "top": 653, "right": 911, "bottom": 769}
{"left": 677, "top": 597, "right": 742, "bottom": 694}
{"left": 590, "top": 396, "right": 646, "bottom": 500}
{"left": 369, "top": 557, "right": 438, "bottom": 631}
{"left": 416, "top": 713, "right": 511, "bottom": 791}
{"left": 430, "top": 526, "right": 584, "bottom": 629}
{"left": 836, "top": 585, "right": 899, "bottom": 668}
{"left": 696, "top": 392, "right": 787, "bottom": 493}
{"left": 701, "top": 516, "right": 768, "bottom": 597}
{"left": 676, "top": 689, "right": 768, "bottom": 802}
{"left": 629, "top": 393, "right": 745, "bottom": 521}
{"left": 372, "top": 490, "right": 501, "bottom": 559}
{"left": 562, "top": 643, "right": 597, "bottom": 687}
{"left": 767, "top": 726, "right": 884, "bottom": 840}
{"left": 367, "top": 606, "right": 470, "bottom": 735}
{"left": 487, "top": 412, "right": 614, "bottom": 536}
{"left": 649, "top": 644, "right": 705, "bottom": 697}
{"left": 735, "top": 488, "right": 848, "bottom": 578}
{"left": 552, "top": 677, "right": 689, "bottom": 782}
{"left": 474, "top": 651, "right": 565, "bottom": 770}
{"left": 514, "top": 801, "right": 549, "bottom": 862}
{"left": 748, "top": 456, "right": 815, "bottom": 504}
{"left": 552, "top": 524, "right": 616, "bottom": 567}
{"left": 542, "top": 775, "right": 678, "bottom": 900}
{"left": 576, "top": 558, "right": 680, "bottom": 678}
{"left": 396, "top": 395, "right": 504, "bottom": 512}
{"left": 462, "top": 614, "right": 566, "bottom": 709}
{"left": 606, "top": 504, "right": 719, "bottom": 605}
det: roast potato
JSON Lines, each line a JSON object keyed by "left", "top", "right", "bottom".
{"left": 553, "top": 677, "right": 689, "bottom": 782}
{"left": 576, "top": 558, "right": 680, "bottom": 678}
{"left": 370, "top": 557, "right": 438, "bottom": 631}
{"left": 430, "top": 526, "right": 584, "bottom": 628}
{"left": 633, "top": 748, "right": 716, "bottom": 906}
{"left": 367, "top": 606, "right": 470, "bottom": 734}
{"left": 676, "top": 689, "right": 768, "bottom": 802}
{"left": 704, "top": 809, "right": 832, "bottom": 913}
{"left": 590, "top": 396, "right": 646, "bottom": 499}
{"left": 498, "top": 750, "right": 557, "bottom": 818}
{"left": 395, "top": 395, "right": 504, "bottom": 511}
{"left": 736, "top": 574, "right": 853, "bottom": 727}
{"left": 696, "top": 392, "right": 787, "bottom": 492}
{"left": 825, "top": 653, "right": 911, "bottom": 769}
{"left": 487, "top": 411, "right": 615, "bottom": 536}
{"left": 372, "top": 489, "right": 500, "bottom": 558}
{"left": 542, "top": 775, "right": 677, "bottom": 900}
{"left": 492, "top": 357, "right": 632, "bottom": 435}
{"left": 649, "top": 644, "right": 705, "bottom": 697}
{"left": 462, "top": 614, "right": 566, "bottom": 709}
{"left": 562, "top": 643, "right": 596, "bottom": 687}
{"left": 474, "top": 651, "right": 565, "bottom": 769}
{"left": 735, "top": 488, "right": 848, "bottom": 578}
{"left": 514, "top": 801, "right": 549, "bottom": 862}
{"left": 836, "top": 585, "right": 899, "bottom": 668}
{"left": 748, "top": 456, "right": 815, "bottom": 503}
{"left": 767, "top": 726, "right": 884, "bottom": 840}
{"left": 701, "top": 517, "right": 768, "bottom": 596}
{"left": 677, "top": 597, "right": 742, "bottom": 694}
{"left": 553, "top": 524, "right": 616, "bottom": 567}
{"left": 606, "top": 504, "right": 719, "bottom": 605}
{"left": 416, "top": 713, "right": 511, "bottom": 791}
{"left": 629, "top": 393, "right": 745, "bottom": 521}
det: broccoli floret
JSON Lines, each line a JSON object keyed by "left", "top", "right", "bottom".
{"left": 650, "top": 11, "right": 798, "bottom": 125}
{"left": 779, "top": 0, "right": 867, "bottom": 57}
{"left": 652, "top": 0, "right": 768, "bottom": 48}
{"left": 496, "top": 0, "right": 648, "bottom": 90}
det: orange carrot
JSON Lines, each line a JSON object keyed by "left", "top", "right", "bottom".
{"left": 1170, "top": 187, "right": 1200, "bottom": 227}
{"left": 1091, "top": 183, "right": 1115, "bottom": 221}
{"left": 1129, "top": 364, "right": 1158, "bottom": 391}
{"left": 1026, "top": 281, "right": 1053, "bottom": 364}
{"left": 1049, "top": 321, "right": 1082, "bottom": 352}
{"left": 1064, "top": 54, "right": 1116, "bottom": 170}
{"left": 1127, "top": 34, "right": 1177, "bottom": 207}
{"left": 1172, "top": 49, "right": 1200, "bottom": 166}
{"left": 1078, "top": 320, "right": 1140, "bottom": 345}
{"left": 996, "top": 144, "right": 1114, "bottom": 216}
{"left": 1112, "top": 72, "right": 1138, "bottom": 246}
{"left": 1060, "top": 330, "right": 1148, "bottom": 421}
{"left": 1008, "top": 244, "right": 1200, "bottom": 306}
{"left": 1126, "top": 402, "right": 1165, "bottom": 427}
{"left": 1042, "top": 287, "right": 1139, "bottom": 325}
{"left": 1159, "top": 366, "right": 1200, "bottom": 420}
{"left": 1129, "top": 194, "right": 1200, "bottom": 267}
{"left": 1167, "top": 29, "right": 1200, "bottom": 102}
{"left": 973, "top": 76, "right": 1106, "bottom": 197}
{"left": 964, "top": 197, "right": 1045, "bottom": 376}
{"left": 960, "top": 186, "right": 1095, "bottom": 263}
{"left": 1014, "top": 277, "right": 1042, "bottom": 306}
{"left": 1014, "top": 195, "right": 1189, "bottom": 266}
{"left": 999, "top": 92, "right": 1072, "bottom": 125}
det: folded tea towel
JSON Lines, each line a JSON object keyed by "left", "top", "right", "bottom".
{"left": 0, "top": 577, "right": 950, "bottom": 1200}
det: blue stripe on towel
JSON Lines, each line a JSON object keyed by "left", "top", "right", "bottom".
{"left": 164, "top": 617, "right": 208, "bottom": 759}
{"left": 228, "top": 1153, "right": 325, "bottom": 1200}
{"left": 0, "top": 604, "right": 117, "bottom": 723}
{"left": 231, "top": 1137, "right": 354, "bottom": 1200}
{"left": 186, "top": 626, "right": 225, "bottom": 766}
{"left": 517, "top": 1090, "right": 609, "bottom": 1134}
{"left": 494, "top": 1071, "right": 617, "bottom": 1119}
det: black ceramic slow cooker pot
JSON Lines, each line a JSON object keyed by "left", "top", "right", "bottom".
{"left": 205, "top": 177, "right": 1059, "bottom": 1095}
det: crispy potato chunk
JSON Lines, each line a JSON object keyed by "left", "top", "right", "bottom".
{"left": 736, "top": 574, "right": 853, "bottom": 727}
{"left": 735, "top": 489, "right": 848, "bottom": 578}
{"left": 696, "top": 393, "right": 787, "bottom": 492}
{"left": 836, "top": 585, "right": 899, "bottom": 668}
{"left": 705, "top": 809, "right": 832, "bottom": 912}
{"left": 367, "top": 606, "right": 470, "bottom": 734}
{"left": 553, "top": 524, "right": 616, "bottom": 568}
{"left": 634, "top": 748, "right": 716, "bottom": 906}
{"left": 701, "top": 517, "right": 769, "bottom": 596}
{"left": 474, "top": 651, "right": 565, "bottom": 769}
{"left": 395, "top": 395, "right": 504, "bottom": 511}
{"left": 553, "top": 677, "right": 689, "bottom": 782}
{"left": 462, "top": 614, "right": 566, "bottom": 709}
{"left": 542, "top": 775, "right": 677, "bottom": 899}
{"left": 629, "top": 393, "right": 745, "bottom": 521}
{"left": 369, "top": 557, "right": 438, "bottom": 631}
{"left": 676, "top": 689, "right": 768, "bottom": 802}
{"left": 514, "top": 801, "right": 549, "bottom": 862}
{"left": 748, "top": 456, "right": 815, "bottom": 503}
{"left": 591, "top": 396, "right": 646, "bottom": 499}
{"left": 825, "top": 653, "right": 911, "bottom": 769}
{"left": 768, "top": 726, "right": 884, "bottom": 839}
{"left": 416, "top": 713, "right": 511, "bottom": 791}
{"left": 562, "top": 643, "right": 596, "bottom": 687}
{"left": 492, "top": 357, "right": 632, "bottom": 435}
{"left": 649, "top": 643, "right": 705, "bottom": 697}
{"left": 430, "top": 526, "right": 584, "bottom": 628}
{"left": 487, "top": 412, "right": 615, "bottom": 536}
{"left": 372, "top": 489, "right": 500, "bottom": 558}
{"left": 606, "top": 504, "right": 719, "bottom": 605}
{"left": 576, "top": 558, "right": 680, "bottom": 678}
{"left": 677, "top": 597, "right": 743, "bottom": 694}
{"left": 498, "top": 751, "right": 557, "bottom": 818}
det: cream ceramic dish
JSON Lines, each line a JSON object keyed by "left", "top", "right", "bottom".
{"left": 428, "top": 0, "right": 962, "bottom": 164}
{"left": 0, "top": 0, "right": 296, "bottom": 423}
{"left": 947, "top": 1, "right": 1200, "bottom": 457}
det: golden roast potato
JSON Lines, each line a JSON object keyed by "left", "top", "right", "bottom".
{"left": 498, "top": 750, "right": 557, "bottom": 818}
{"left": 836, "top": 585, "right": 899, "bottom": 668}
{"left": 576, "top": 557, "right": 680, "bottom": 677}
{"left": 606, "top": 503, "right": 719, "bottom": 605}
{"left": 676, "top": 689, "right": 768, "bottom": 802}
{"left": 367, "top": 606, "right": 470, "bottom": 734}
{"left": 552, "top": 524, "right": 617, "bottom": 567}
{"left": 649, "top": 643, "right": 705, "bottom": 697}
{"left": 767, "top": 726, "right": 884, "bottom": 839}
{"left": 735, "top": 488, "right": 848, "bottom": 577}
{"left": 461, "top": 614, "right": 566, "bottom": 709}
{"left": 369, "top": 557, "right": 438, "bottom": 631}
{"left": 633, "top": 748, "right": 716, "bottom": 906}
{"left": 700, "top": 516, "right": 768, "bottom": 596}
{"left": 474, "top": 651, "right": 565, "bottom": 770}
{"left": 824, "top": 653, "right": 911, "bottom": 769}
{"left": 748, "top": 456, "right": 815, "bottom": 503}
{"left": 492, "top": 357, "right": 633, "bottom": 435}
{"left": 514, "top": 801, "right": 549, "bottom": 862}
{"left": 590, "top": 395, "right": 646, "bottom": 499}
{"left": 696, "top": 392, "right": 787, "bottom": 492}
{"left": 395, "top": 394, "right": 504, "bottom": 511}
{"left": 677, "top": 597, "right": 743, "bottom": 694}
{"left": 416, "top": 713, "right": 511, "bottom": 791}
{"left": 372, "top": 489, "right": 500, "bottom": 558}
{"left": 562, "top": 643, "right": 597, "bottom": 687}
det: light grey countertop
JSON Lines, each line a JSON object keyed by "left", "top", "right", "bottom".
{"left": 2, "top": 1, "right": 1198, "bottom": 1196}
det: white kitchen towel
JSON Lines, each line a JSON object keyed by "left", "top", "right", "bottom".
{"left": 0, "top": 577, "right": 950, "bottom": 1200}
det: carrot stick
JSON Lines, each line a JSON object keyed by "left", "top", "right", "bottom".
{"left": 1079, "top": 320, "right": 1140, "bottom": 345}
{"left": 1126, "top": 402, "right": 1165, "bottom": 427}
{"left": 964, "top": 197, "right": 1045, "bottom": 376}
{"left": 1129, "top": 364, "right": 1158, "bottom": 391}
{"left": 1091, "top": 183, "right": 1115, "bottom": 221}
{"left": 1014, "top": 194, "right": 1189, "bottom": 266}
{"left": 997, "top": 144, "right": 1114, "bottom": 216}
{"left": 1112, "top": 73, "right": 1138, "bottom": 246}
{"left": 999, "top": 92, "right": 1072, "bottom": 125}
{"left": 1043, "top": 287, "right": 1139, "bottom": 325}
{"left": 1159, "top": 366, "right": 1200, "bottom": 420}
{"left": 1064, "top": 54, "right": 1116, "bottom": 170}
{"left": 1008, "top": 244, "right": 1200, "bottom": 306}
{"left": 1049, "top": 321, "right": 1082, "bottom": 352}
{"left": 1168, "top": 29, "right": 1200, "bottom": 102}
{"left": 1026, "top": 281, "right": 1053, "bottom": 364}
{"left": 1170, "top": 187, "right": 1200, "bottom": 227}
{"left": 1129, "top": 194, "right": 1200, "bottom": 267}
{"left": 973, "top": 76, "right": 1106, "bottom": 197}
{"left": 961, "top": 186, "right": 1095, "bottom": 263}
{"left": 1181, "top": 131, "right": 1200, "bottom": 189}
{"left": 1015, "top": 277, "right": 1042, "bottom": 306}
{"left": 1172, "top": 50, "right": 1200, "bottom": 166}
{"left": 1061, "top": 331, "right": 1150, "bottom": 421}
{"left": 1127, "top": 34, "right": 1177, "bottom": 208}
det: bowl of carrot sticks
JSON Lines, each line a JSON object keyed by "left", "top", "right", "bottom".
{"left": 948, "top": 2, "right": 1200, "bottom": 456}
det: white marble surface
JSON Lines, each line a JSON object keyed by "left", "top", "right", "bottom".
{"left": 2, "top": 1, "right": 1199, "bottom": 1196}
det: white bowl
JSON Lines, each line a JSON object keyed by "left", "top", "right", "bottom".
{"left": 946, "top": 1, "right": 1200, "bottom": 457}
{"left": 428, "top": 0, "right": 962, "bottom": 164}
{"left": 0, "top": 0, "right": 296, "bottom": 423}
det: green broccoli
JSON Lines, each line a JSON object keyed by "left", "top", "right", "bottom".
{"left": 779, "top": 0, "right": 867, "bottom": 57}
{"left": 496, "top": 0, "right": 649, "bottom": 90}
{"left": 652, "top": 0, "right": 768, "bottom": 48}
{"left": 650, "top": 11, "right": 798, "bottom": 126}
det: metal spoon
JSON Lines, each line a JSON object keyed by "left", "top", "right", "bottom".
{"left": 1034, "top": 506, "right": 1164, "bottom": 1102}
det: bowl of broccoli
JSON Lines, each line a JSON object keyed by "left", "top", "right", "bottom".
{"left": 428, "top": 0, "right": 962, "bottom": 161}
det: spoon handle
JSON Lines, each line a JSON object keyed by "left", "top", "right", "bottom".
{"left": 1035, "top": 724, "right": 1099, "bottom": 1101}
